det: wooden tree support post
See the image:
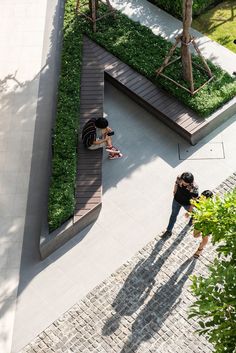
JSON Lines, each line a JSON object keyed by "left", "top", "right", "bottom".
{"left": 156, "top": 0, "right": 214, "bottom": 95}
{"left": 76, "top": 0, "right": 115, "bottom": 32}
{"left": 156, "top": 36, "right": 181, "bottom": 76}
{"left": 192, "top": 38, "right": 212, "bottom": 78}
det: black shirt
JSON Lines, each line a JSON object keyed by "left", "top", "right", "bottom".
{"left": 174, "top": 176, "right": 199, "bottom": 206}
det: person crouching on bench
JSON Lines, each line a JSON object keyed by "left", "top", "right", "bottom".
{"left": 82, "top": 117, "right": 122, "bottom": 159}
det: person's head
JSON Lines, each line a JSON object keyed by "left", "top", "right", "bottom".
{"left": 233, "top": 39, "right": 236, "bottom": 45}
{"left": 201, "top": 190, "right": 213, "bottom": 199}
{"left": 95, "top": 117, "right": 108, "bottom": 129}
{"left": 180, "top": 172, "right": 194, "bottom": 185}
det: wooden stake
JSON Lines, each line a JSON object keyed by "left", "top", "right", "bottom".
{"left": 156, "top": 36, "right": 181, "bottom": 75}
{"left": 192, "top": 38, "right": 212, "bottom": 77}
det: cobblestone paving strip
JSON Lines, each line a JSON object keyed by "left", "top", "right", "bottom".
{"left": 20, "top": 173, "right": 236, "bottom": 353}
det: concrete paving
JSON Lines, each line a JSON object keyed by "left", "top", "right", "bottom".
{"left": 0, "top": 0, "right": 235, "bottom": 352}
{"left": 19, "top": 171, "right": 236, "bottom": 353}
{"left": 0, "top": 1, "right": 49, "bottom": 352}
{"left": 0, "top": 0, "right": 62, "bottom": 352}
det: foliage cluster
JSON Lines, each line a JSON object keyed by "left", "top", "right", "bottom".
{"left": 147, "top": 0, "right": 223, "bottom": 19}
{"left": 81, "top": 5, "right": 236, "bottom": 117}
{"left": 48, "top": 0, "right": 82, "bottom": 231}
{"left": 190, "top": 189, "right": 236, "bottom": 353}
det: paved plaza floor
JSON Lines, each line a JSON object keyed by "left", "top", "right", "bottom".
{"left": 0, "top": 0, "right": 235, "bottom": 352}
{"left": 19, "top": 175, "right": 236, "bottom": 353}
{"left": 13, "top": 83, "right": 236, "bottom": 352}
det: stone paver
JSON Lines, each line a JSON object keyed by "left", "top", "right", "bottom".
{"left": 20, "top": 174, "right": 236, "bottom": 353}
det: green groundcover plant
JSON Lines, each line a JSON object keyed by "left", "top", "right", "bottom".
{"left": 48, "top": 0, "right": 236, "bottom": 231}
{"left": 189, "top": 189, "right": 236, "bottom": 353}
{"left": 147, "top": 0, "right": 223, "bottom": 19}
{"left": 48, "top": 1, "right": 82, "bottom": 231}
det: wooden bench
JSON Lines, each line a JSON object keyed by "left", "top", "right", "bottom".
{"left": 73, "top": 37, "right": 104, "bottom": 225}
{"left": 40, "top": 36, "right": 104, "bottom": 259}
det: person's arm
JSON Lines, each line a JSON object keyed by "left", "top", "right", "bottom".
{"left": 102, "top": 126, "right": 112, "bottom": 138}
{"left": 186, "top": 187, "right": 199, "bottom": 217}
{"left": 92, "top": 136, "right": 109, "bottom": 145}
{"left": 173, "top": 176, "right": 180, "bottom": 195}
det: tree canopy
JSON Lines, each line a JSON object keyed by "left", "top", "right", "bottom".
{"left": 189, "top": 188, "right": 236, "bottom": 353}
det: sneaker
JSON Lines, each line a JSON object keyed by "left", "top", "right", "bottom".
{"left": 106, "top": 146, "right": 120, "bottom": 153}
{"left": 161, "top": 230, "right": 172, "bottom": 238}
{"left": 109, "top": 153, "right": 123, "bottom": 160}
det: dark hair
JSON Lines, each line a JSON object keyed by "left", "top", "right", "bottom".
{"left": 95, "top": 118, "right": 108, "bottom": 129}
{"left": 234, "top": 39, "right": 236, "bottom": 44}
{"left": 201, "top": 190, "right": 213, "bottom": 198}
{"left": 181, "top": 172, "right": 194, "bottom": 184}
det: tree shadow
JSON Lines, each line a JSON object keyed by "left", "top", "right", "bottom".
{"left": 102, "top": 224, "right": 190, "bottom": 336}
{"left": 195, "top": 1, "right": 236, "bottom": 34}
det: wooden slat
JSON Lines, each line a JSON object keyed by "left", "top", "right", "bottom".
{"left": 74, "top": 39, "right": 104, "bottom": 224}
{"left": 133, "top": 80, "right": 156, "bottom": 95}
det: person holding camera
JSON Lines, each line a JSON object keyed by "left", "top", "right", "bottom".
{"left": 162, "top": 172, "right": 199, "bottom": 238}
{"left": 82, "top": 117, "right": 122, "bottom": 159}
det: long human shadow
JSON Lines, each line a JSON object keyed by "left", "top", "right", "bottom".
{"left": 119, "top": 257, "right": 196, "bottom": 353}
{"left": 102, "top": 224, "right": 190, "bottom": 336}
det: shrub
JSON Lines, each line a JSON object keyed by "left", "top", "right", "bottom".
{"left": 190, "top": 189, "right": 236, "bottom": 353}
{"left": 48, "top": 1, "right": 83, "bottom": 231}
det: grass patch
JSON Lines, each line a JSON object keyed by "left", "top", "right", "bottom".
{"left": 192, "top": 1, "right": 236, "bottom": 53}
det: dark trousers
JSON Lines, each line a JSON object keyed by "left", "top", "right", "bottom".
{"left": 167, "top": 199, "right": 190, "bottom": 232}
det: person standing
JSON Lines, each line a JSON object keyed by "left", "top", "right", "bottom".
{"left": 162, "top": 172, "right": 199, "bottom": 238}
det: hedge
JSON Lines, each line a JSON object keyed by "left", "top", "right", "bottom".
{"left": 147, "top": 0, "right": 223, "bottom": 19}
{"left": 48, "top": 0, "right": 83, "bottom": 231}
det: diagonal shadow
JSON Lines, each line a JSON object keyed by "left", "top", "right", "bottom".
{"left": 119, "top": 257, "right": 196, "bottom": 353}
{"left": 102, "top": 224, "right": 190, "bottom": 336}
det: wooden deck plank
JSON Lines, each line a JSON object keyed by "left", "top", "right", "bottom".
{"left": 107, "top": 64, "right": 130, "bottom": 79}
{"left": 132, "top": 80, "right": 157, "bottom": 95}
{"left": 118, "top": 72, "right": 142, "bottom": 86}
{"left": 74, "top": 39, "right": 104, "bottom": 225}
{"left": 144, "top": 91, "right": 166, "bottom": 105}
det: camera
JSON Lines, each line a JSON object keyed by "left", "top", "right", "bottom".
{"left": 107, "top": 131, "right": 114, "bottom": 136}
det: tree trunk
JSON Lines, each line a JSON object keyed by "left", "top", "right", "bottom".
{"left": 89, "top": 0, "right": 98, "bottom": 14}
{"left": 181, "top": 0, "right": 193, "bottom": 89}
